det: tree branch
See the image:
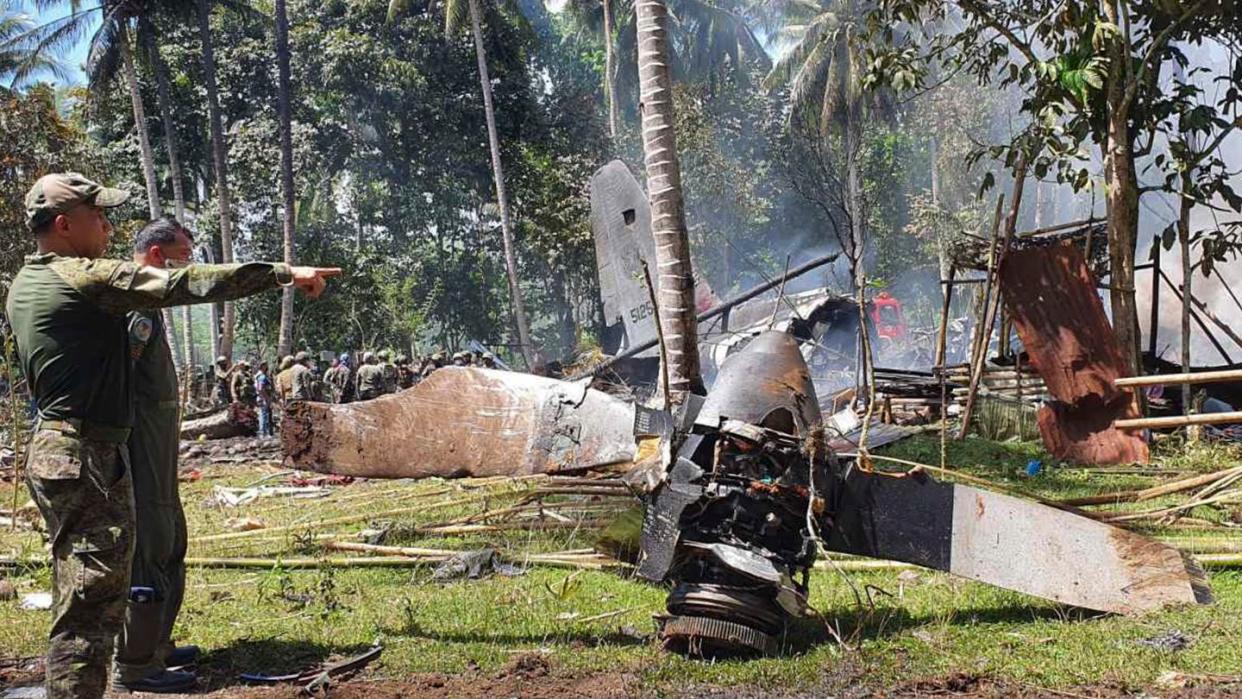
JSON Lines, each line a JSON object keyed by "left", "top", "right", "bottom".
{"left": 955, "top": 0, "right": 1040, "bottom": 65}
{"left": 1121, "top": 0, "right": 1210, "bottom": 113}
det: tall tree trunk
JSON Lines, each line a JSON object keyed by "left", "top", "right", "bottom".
{"left": 141, "top": 23, "right": 196, "bottom": 375}
{"left": 141, "top": 23, "right": 185, "bottom": 221}
{"left": 198, "top": 0, "right": 237, "bottom": 359}
{"left": 1100, "top": 2, "right": 1139, "bottom": 376}
{"left": 635, "top": 0, "right": 702, "bottom": 403}
{"left": 844, "top": 120, "right": 864, "bottom": 291}
{"left": 602, "top": 0, "right": 618, "bottom": 139}
{"left": 275, "top": 0, "right": 297, "bottom": 357}
{"left": 120, "top": 29, "right": 162, "bottom": 221}
{"left": 1104, "top": 106, "right": 1141, "bottom": 375}
{"left": 121, "top": 28, "right": 186, "bottom": 373}
{"left": 845, "top": 118, "right": 868, "bottom": 396}
{"left": 467, "top": 0, "right": 536, "bottom": 370}
{"left": 1178, "top": 174, "right": 1193, "bottom": 419}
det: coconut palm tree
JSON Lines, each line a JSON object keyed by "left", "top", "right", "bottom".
{"left": 388, "top": 0, "right": 537, "bottom": 368}
{"left": 763, "top": 0, "right": 894, "bottom": 288}
{"left": 196, "top": 0, "right": 237, "bottom": 358}
{"left": 564, "top": 0, "right": 767, "bottom": 137}
{"left": 0, "top": 6, "right": 69, "bottom": 87}
{"left": 274, "top": 0, "right": 296, "bottom": 356}
{"left": 635, "top": 0, "right": 701, "bottom": 403}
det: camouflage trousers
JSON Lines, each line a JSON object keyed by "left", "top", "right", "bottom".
{"left": 25, "top": 428, "right": 135, "bottom": 699}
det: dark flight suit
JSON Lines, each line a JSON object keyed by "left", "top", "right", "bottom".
{"left": 6, "top": 253, "right": 294, "bottom": 699}
{"left": 112, "top": 311, "right": 186, "bottom": 684}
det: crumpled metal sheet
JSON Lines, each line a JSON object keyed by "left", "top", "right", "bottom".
{"left": 999, "top": 242, "right": 1148, "bottom": 464}
{"left": 282, "top": 367, "right": 641, "bottom": 479}
{"left": 696, "top": 331, "right": 822, "bottom": 435}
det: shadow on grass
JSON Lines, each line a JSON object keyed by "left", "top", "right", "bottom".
{"left": 386, "top": 617, "right": 652, "bottom": 649}
{"left": 774, "top": 600, "right": 1089, "bottom": 657}
{"left": 196, "top": 638, "right": 377, "bottom": 692}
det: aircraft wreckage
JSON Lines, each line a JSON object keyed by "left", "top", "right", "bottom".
{"left": 285, "top": 330, "right": 1211, "bottom": 656}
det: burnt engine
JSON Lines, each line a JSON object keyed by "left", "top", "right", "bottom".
{"left": 636, "top": 331, "right": 832, "bottom": 656}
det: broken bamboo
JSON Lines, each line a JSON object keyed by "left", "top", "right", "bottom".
{"left": 1057, "top": 465, "right": 1242, "bottom": 507}
{"left": 960, "top": 181, "right": 1022, "bottom": 440}
{"left": 190, "top": 493, "right": 495, "bottom": 543}
{"left": 1115, "top": 412, "right": 1242, "bottom": 430}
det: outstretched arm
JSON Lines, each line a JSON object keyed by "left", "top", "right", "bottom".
{"left": 52, "top": 258, "right": 342, "bottom": 315}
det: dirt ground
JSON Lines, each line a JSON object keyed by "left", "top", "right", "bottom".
{"left": 7, "top": 653, "right": 1242, "bottom": 698}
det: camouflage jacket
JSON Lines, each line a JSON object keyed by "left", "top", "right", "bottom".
{"left": 6, "top": 253, "right": 292, "bottom": 428}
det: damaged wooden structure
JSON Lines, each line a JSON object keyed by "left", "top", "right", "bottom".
{"left": 946, "top": 219, "right": 1149, "bottom": 463}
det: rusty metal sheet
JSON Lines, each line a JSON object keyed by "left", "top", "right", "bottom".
{"left": 282, "top": 368, "right": 642, "bottom": 479}
{"left": 999, "top": 242, "right": 1148, "bottom": 464}
{"left": 826, "top": 469, "right": 1211, "bottom": 615}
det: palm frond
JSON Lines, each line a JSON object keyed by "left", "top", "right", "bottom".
{"left": 443, "top": 0, "right": 472, "bottom": 36}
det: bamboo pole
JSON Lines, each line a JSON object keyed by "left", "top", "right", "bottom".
{"left": 1115, "top": 412, "right": 1242, "bottom": 430}
{"left": 959, "top": 189, "right": 1014, "bottom": 440}
{"left": 190, "top": 493, "right": 492, "bottom": 543}
{"left": 1115, "top": 369, "right": 1242, "bottom": 388}
{"left": 1056, "top": 465, "right": 1242, "bottom": 506}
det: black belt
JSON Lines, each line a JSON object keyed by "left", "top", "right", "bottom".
{"left": 38, "top": 418, "right": 132, "bottom": 444}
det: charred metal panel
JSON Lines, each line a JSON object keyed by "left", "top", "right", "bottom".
{"left": 825, "top": 468, "right": 954, "bottom": 572}
{"left": 824, "top": 469, "right": 1210, "bottom": 615}
{"left": 999, "top": 242, "right": 1148, "bottom": 464}
{"left": 282, "top": 368, "right": 641, "bottom": 479}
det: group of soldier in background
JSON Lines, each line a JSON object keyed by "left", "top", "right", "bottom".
{"left": 193, "top": 347, "right": 504, "bottom": 434}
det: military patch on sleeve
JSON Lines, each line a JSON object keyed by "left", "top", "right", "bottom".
{"left": 129, "top": 315, "right": 154, "bottom": 359}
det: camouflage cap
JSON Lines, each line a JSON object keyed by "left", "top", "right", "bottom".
{"left": 26, "top": 172, "right": 129, "bottom": 230}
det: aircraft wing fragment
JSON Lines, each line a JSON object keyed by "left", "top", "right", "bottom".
{"left": 282, "top": 367, "right": 648, "bottom": 479}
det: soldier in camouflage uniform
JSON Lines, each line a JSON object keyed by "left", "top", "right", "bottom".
{"left": 288, "top": 351, "right": 317, "bottom": 401}
{"left": 274, "top": 355, "right": 295, "bottom": 403}
{"left": 231, "top": 361, "right": 256, "bottom": 407}
{"left": 322, "top": 359, "right": 349, "bottom": 403}
{"left": 6, "top": 173, "right": 341, "bottom": 699}
{"left": 354, "top": 352, "right": 386, "bottom": 400}
{"left": 377, "top": 349, "right": 398, "bottom": 394}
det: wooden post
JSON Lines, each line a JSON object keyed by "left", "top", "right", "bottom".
{"left": 1157, "top": 271, "right": 1235, "bottom": 364}
{"left": 1149, "top": 242, "right": 1160, "bottom": 358}
{"left": 934, "top": 266, "right": 956, "bottom": 368}
{"left": 960, "top": 161, "right": 1028, "bottom": 440}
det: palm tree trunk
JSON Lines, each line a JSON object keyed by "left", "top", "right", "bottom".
{"left": 635, "top": 0, "right": 702, "bottom": 403}
{"left": 120, "top": 29, "right": 162, "bottom": 220}
{"left": 844, "top": 121, "right": 864, "bottom": 290}
{"left": 467, "top": 0, "right": 536, "bottom": 370}
{"left": 141, "top": 23, "right": 196, "bottom": 375}
{"left": 198, "top": 0, "right": 237, "bottom": 359}
{"left": 602, "top": 0, "right": 618, "bottom": 138}
{"left": 275, "top": 0, "right": 296, "bottom": 357}
{"left": 121, "top": 28, "right": 186, "bottom": 374}
{"left": 141, "top": 23, "right": 186, "bottom": 221}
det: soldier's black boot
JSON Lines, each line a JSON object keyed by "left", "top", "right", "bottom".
{"left": 116, "top": 669, "right": 197, "bottom": 694}
{"left": 165, "top": 644, "right": 201, "bottom": 668}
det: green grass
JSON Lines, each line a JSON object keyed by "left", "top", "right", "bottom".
{"left": 2, "top": 435, "right": 1241, "bottom": 695}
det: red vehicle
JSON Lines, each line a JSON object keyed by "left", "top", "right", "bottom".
{"left": 869, "top": 292, "right": 907, "bottom": 343}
